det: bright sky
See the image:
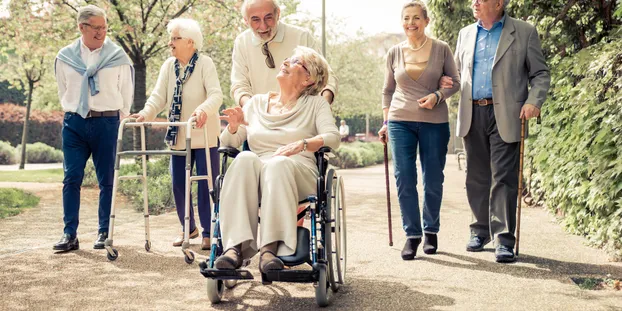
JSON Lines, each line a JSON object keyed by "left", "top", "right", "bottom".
{"left": 296, "top": 0, "right": 411, "bottom": 36}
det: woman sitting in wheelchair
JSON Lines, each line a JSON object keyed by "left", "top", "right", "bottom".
{"left": 216, "top": 46, "right": 340, "bottom": 273}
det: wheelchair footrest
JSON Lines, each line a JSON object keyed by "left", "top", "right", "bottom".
{"left": 262, "top": 269, "right": 318, "bottom": 283}
{"left": 200, "top": 268, "right": 254, "bottom": 280}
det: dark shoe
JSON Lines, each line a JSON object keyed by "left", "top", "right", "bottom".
{"left": 423, "top": 233, "right": 438, "bottom": 255}
{"left": 259, "top": 250, "right": 284, "bottom": 272}
{"left": 172, "top": 227, "right": 200, "bottom": 247}
{"left": 401, "top": 238, "right": 421, "bottom": 260}
{"left": 53, "top": 233, "right": 79, "bottom": 252}
{"left": 495, "top": 245, "right": 516, "bottom": 263}
{"left": 214, "top": 247, "right": 243, "bottom": 270}
{"left": 466, "top": 235, "right": 491, "bottom": 252}
{"left": 201, "top": 237, "right": 211, "bottom": 250}
{"left": 94, "top": 231, "right": 107, "bottom": 249}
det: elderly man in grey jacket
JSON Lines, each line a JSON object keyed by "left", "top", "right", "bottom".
{"left": 454, "top": 0, "right": 550, "bottom": 263}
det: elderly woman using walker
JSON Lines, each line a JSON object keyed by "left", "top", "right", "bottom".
{"left": 214, "top": 46, "right": 340, "bottom": 273}
{"left": 129, "top": 18, "right": 223, "bottom": 250}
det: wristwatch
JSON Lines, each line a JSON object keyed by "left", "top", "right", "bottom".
{"left": 301, "top": 139, "right": 308, "bottom": 152}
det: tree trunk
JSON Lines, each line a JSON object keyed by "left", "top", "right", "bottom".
{"left": 132, "top": 61, "right": 148, "bottom": 155}
{"left": 365, "top": 113, "right": 370, "bottom": 140}
{"left": 19, "top": 81, "right": 34, "bottom": 170}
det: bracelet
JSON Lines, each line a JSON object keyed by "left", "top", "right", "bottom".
{"left": 301, "top": 139, "right": 308, "bottom": 152}
{"left": 383, "top": 120, "right": 388, "bottom": 125}
{"left": 432, "top": 92, "right": 440, "bottom": 106}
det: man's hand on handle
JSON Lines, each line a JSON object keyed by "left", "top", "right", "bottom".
{"left": 520, "top": 104, "right": 540, "bottom": 120}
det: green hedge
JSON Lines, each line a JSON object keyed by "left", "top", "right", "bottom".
{"left": 16, "top": 142, "right": 63, "bottom": 163}
{"left": 0, "top": 141, "right": 16, "bottom": 165}
{"left": 83, "top": 156, "right": 174, "bottom": 215}
{"left": 528, "top": 37, "right": 622, "bottom": 260}
{"left": 330, "top": 141, "right": 389, "bottom": 169}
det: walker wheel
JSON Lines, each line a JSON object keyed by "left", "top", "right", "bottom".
{"left": 184, "top": 252, "right": 195, "bottom": 264}
{"left": 107, "top": 249, "right": 119, "bottom": 261}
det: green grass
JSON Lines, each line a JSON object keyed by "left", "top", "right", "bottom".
{"left": 0, "top": 168, "right": 63, "bottom": 183}
{"left": 0, "top": 188, "right": 40, "bottom": 218}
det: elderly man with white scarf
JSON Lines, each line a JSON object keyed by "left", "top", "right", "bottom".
{"left": 53, "top": 4, "right": 133, "bottom": 252}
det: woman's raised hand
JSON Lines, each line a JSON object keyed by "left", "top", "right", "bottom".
{"left": 219, "top": 107, "right": 247, "bottom": 133}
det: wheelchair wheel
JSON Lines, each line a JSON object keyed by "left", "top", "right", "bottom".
{"left": 324, "top": 169, "right": 339, "bottom": 292}
{"left": 335, "top": 175, "right": 347, "bottom": 285}
{"left": 315, "top": 264, "right": 330, "bottom": 307}
{"left": 206, "top": 279, "right": 224, "bottom": 304}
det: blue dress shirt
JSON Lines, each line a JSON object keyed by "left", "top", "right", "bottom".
{"left": 472, "top": 14, "right": 506, "bottom": 100}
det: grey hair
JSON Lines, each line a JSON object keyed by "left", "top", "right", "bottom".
{"left": 167, "top": 18, "right": 203, "bottom": 51}
{"left": 240, "top": 0, "right": 279, "bottom": 19}
{"left": 76, "top": 5, "right": 106, "bottom": 26}
{"left": 293, "top": 46, "right": 329, "bottom": 97}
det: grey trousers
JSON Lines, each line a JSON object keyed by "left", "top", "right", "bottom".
{"left": 463, "top": 105, "right": 519, "bottom": 247}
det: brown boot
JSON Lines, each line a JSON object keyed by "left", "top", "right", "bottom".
{"left": 172, "top": 227, "right": 199, "bottom": 247}
{"left": 201, "top": 237, "right": 211, "bottom": 250}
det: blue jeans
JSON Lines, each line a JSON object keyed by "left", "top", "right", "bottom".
{"left": 388, "top": 121, "right": 450, "bottom": 238}
{"left": 171, "top": 147, "right": 219, "bottom": 238}
{"left": 62, "top": 112, "right": 119, "bottom": 238}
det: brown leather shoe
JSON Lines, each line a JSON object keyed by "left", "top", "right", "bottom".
{"left": 172, "top": 227, "right": 200, "bottom": 247}
{"left": 201, "top": 237, "right": 211, "bottom": 250}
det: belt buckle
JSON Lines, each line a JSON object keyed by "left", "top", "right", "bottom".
{"left": 476, "top": 99, "right": 488, "bottom": 106}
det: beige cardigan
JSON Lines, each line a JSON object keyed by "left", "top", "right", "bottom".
{"left": 139, "top": 54, "right": 223, "bottom": 150}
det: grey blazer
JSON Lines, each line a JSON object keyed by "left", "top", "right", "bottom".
{"left": 454, "top": 16, "right": 551, "bottom": 143}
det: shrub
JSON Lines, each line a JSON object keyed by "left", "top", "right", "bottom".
{"left": 0, "top": 188, "right": 40, "bottom": 218}
{"left": 83, "top": 156, "right": 174, "bottom": 215}
{"left": 528, "top": 38, "right": 622, "bottom": 260}
{"left": 330, "top": 141, "right": 388, "bottom": 169}
{"left": 0, "top": 141, "right": 16, "bottom": 165}
{"left": 15, "top": 142, "right": 63, "bottom": 163}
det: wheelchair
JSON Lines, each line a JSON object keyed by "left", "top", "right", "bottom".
{"left": 199, "top": 146, "right": 347, "bottom": 307}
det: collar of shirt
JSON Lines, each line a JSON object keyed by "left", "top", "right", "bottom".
{"left": 79, "top": 37, "right": 103, "bottom": 55}
{"left": 251, "top": 22, "right": 285, "bottom": 47}
{"left": 477, "top": 13, "right": 506, "bottom": 31}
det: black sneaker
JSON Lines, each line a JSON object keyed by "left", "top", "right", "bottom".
{"left": 53, "top": 233, "right": 79, "bottom": 252}
{"left": 495, "top": 245, "right": 516, "bottom": 263}
{"left": 94, "top": 231, "right": 108, "bottom": 249}
{"left": 401, "top": 238, "right": 421, "bottom": 260}
{"left": 466, "top": 235, "right": 491, "bottom": 252}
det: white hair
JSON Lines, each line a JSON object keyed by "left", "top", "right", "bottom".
{"left": 293, "top": 46, "right": 329, "bottom": 96}
{"left": 76, "top": 5, "right": 106, "bottom": 26}
{"left": 167, "top": 18, "right": 203, "bottom": 51}
{"left": 240, "top": 0, "right": 279, "bottom": 19}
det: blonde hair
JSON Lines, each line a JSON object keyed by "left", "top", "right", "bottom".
{"left": 293, "top": 46, "right": 329, "bottom": 96}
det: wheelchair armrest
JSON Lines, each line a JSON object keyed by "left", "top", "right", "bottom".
{"left": 218, "top": 146, "right": 241, "bottom": 158}
{"left": 314, "top": 146, "right": 334, "bottom": 157}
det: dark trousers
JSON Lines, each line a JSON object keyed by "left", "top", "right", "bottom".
{"left": 170, "top": 147, "right": 219, "bottom": 238}
{"left": 388, "top": 121, "right": 450, "bottom": 237}
{"left": 464, "top": 105, "right": 519, "bottom": 247}
{"left": 62, "top": 112, "right": 119, "bottom": 238}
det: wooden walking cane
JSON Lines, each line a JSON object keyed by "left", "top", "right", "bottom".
{"left": 516, "top": 118, "right": 525, "bottom": 256}
{"left": 382, "top": 134, "right": 394, "bottom": 247}
{"left": 516, "top": 115, "right": 540, "bottom": 256}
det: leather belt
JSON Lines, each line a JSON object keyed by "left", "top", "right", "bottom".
{"left": 473, "top": 98, "right": 494, "bottom": 106}
{"left": 75, "top": 110, "right": 120, "bottom": 118}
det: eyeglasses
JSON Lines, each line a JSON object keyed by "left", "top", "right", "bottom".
{"left": 169, "top": 36, "right": 184, "bottom": 42}
{"left": 283, "top": 57, "right": 309, "bottom": 74}
{"left": 262, "top": 42, "right": 275, "bottom": 69}
{"left": 82, "top": 23, "right": 107, "bottom": 32}
{"left": 471, "top": 0, "right": 490, "bottom": 4}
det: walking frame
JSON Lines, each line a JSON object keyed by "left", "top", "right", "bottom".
{"left": 104, "top": 116, "right": 213, "bottom": 264}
